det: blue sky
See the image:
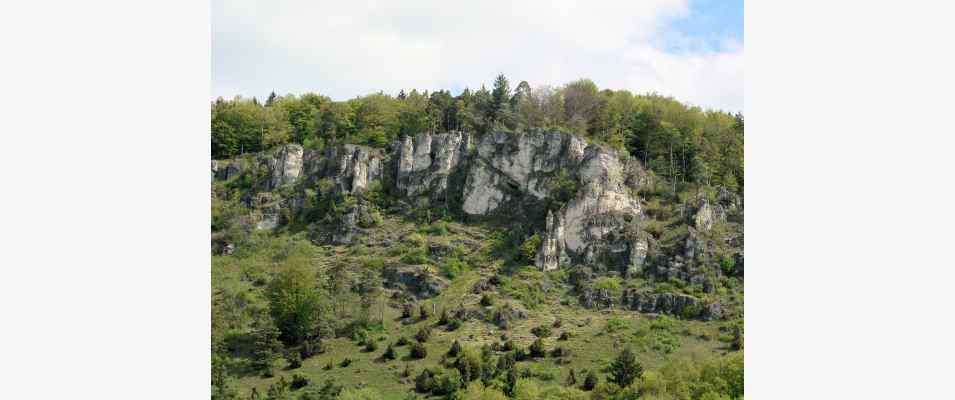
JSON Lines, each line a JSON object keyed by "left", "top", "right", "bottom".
{"left": 213, "top": 0, "right": 743, "bottom": 112}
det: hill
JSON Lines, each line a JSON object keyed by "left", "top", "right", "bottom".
{"left": 212, "top": 124, "right": 742, "bottom": 400}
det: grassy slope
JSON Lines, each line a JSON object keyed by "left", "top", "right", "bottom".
{"left": 213, "top": 212, "right": 739, "bottom": 399}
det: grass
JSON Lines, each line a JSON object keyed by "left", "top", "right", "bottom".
{"left": 213, "top": 210, "right": 738, "bottom": 399}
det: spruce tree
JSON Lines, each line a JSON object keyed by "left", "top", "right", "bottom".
{"left": 607, "top": 347, "right": 643, "bottom": 387}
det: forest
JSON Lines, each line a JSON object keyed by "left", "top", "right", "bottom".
{"left": 212, "top": 75, "right": 743, "bottom": 191}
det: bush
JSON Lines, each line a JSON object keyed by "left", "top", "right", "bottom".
{"left": 448, "top": 340, "right": 463, "bottom": 357}
{"left": 550, "top": 346, "right": 570, "bottom": 358}
{"left": 441, "top": 257, "right": 468, "bottom": 280}
{"left": 339, "top": 358, "right": 352, "bottom": 368}
{"left": 383, "top": 343, "right": 396, "bottom": 360}
{"left": 396, "top": 336, "right": 410, "bottom": 346}
{"left": 529, "top": 338, "right": 546, "bottom": 358}
{"left": 480, "top": 294, "right": 494, "bottom": 306}
{"left": 290, "top": 374, "right": 309, "bottom": 390}
{"left": 520, "top": 234, "right": 542, "bottom": 264}
{"left": 410, "top": 342, "right": 428, "bottom": 359}
{"left": 415, "top": 326, "right": 432, "bottom": 343}
{"left": 364, "top": 340, "right": 378, "bottom": 352}
{"left": 446, "top": 318, "right": 462, "bottom": 331}
{"left": 531, "top": 324, "right": 553, "bottom": 338}
{"left": 558, "top": 331, "right": 571, "bottom": 341}
{"left": 286, "top": 351, "right": 302, "bottom": 369}
{"left": 419, "top": 304, "right": 431, "bottom": 320}
{"left": 720, "top": 255, "right": 736, "bottom": 276}
{"left": 415, "top": 369, "right": 436, "bottom": 393}
{"left": 583, "top": 370, "right": 599, "bottom": 391}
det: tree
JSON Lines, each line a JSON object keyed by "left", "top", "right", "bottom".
{"left": 566, "top": 368, "right": 577, "bottom": 386}
{"left": 383, "top": 343, "right": 396, "bottom": 360}
{"left": 490, "top": 74, "right": 511, "bottom": 126}
{"left": 250, "top": 319, "right": 283, "bottom": 376}
{"left": 410, "top": 342, "right": 428, "bottom": 359}
{"left": 528, "top": 338, "right": 546, "bottom": 358}
{"left": 582, "top": 370, "right": 598, "bottom": 391}
{"left": 266, "top": 263, "right": 324, "bottom": 344}
{"left": 265, "top": 91, "right": 278, "bottom": 107}
{"left": 607, "top": 347, "right": 643, "bottom": 387}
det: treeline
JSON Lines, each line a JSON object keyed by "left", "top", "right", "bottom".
{"left": 212, "top": 75, "right": 743, "bottom": 190}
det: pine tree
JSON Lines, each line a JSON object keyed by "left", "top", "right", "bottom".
{"left": 490, "top": 74, "right": 511, "bottom": 125}
{"left": 383, "top": 343, "right": 396, "bottom": 360}
{"left": 607, "top": 347, "right": 643, "bottom": 387}
{"left": 265, "top": 91, "right": 277, "bottom": 107}
{"left": 566, "top": 368, "right": 577, "bottom": 386}
{"left": 583, "top": 370, "right": 598, "bottom": 391}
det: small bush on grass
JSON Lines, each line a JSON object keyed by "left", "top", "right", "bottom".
{"left": 290, "top": 374, "right": 309, "bottom": 390}
{"left": 410, "top": 342, "right": 428, "bottom": 359}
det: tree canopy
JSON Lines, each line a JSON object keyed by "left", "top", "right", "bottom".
{"left": 212, "top": 75, "right": 743, "bottom": 190}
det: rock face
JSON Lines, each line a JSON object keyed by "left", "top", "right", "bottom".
{"left": 212, "top": 129, "right": 649, "bottom": 273}
{"left": 397, "top": 132, "right": 470, "bottom": 198}
{"left": 381, "top": 264, "right": 448, "bottom": 299}
{"left": 620, "top": 289, "right": 722, "bottom": 321}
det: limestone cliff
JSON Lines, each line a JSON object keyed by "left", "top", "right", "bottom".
{"left": 214, "top": 130, "right": 662, "bottom": 275}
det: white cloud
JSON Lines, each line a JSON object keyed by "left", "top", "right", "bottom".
{"left": 213, "top": 0, "right": 743, "bottom": 112}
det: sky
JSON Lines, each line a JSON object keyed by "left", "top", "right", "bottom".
{"left": 212, "top": 0, "right": 743, "bottom": 113}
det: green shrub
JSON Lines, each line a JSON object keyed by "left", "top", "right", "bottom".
{"left": 531, "top": 324, "right": 553, "bottom": 338}
{"left": 364, "top": 340, "right": 378, "bottom": 352}
{"left": 582, "top": 370, "right": 599, "bottom": 391}
{"left": 415, "top": 326, "right": 432, "bottom": 343}
{"left": 290, "top": 373, "right": 309, "bottom": 390}
{"left": 441, "top": 257, "right": 468, "bottom": 279}
{"left": 529, "top": 338, "right": 546, "bottom": 358}
{"left": 410, "top": 342, "right": 428, "bottom": 359}
{"left": 383, "top": 343, "right": 396, "bottom": 360}
{"left": 339, "top": 358, "right": 352, "bottom": 368}
{"left": 520, "top": 234, "right": 541, "bottom": 264}
{"left": 286, "top": 351, "right": 302, "bottom": 369}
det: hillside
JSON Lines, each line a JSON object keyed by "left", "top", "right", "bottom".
{"left": 212, "top": 125, "right": 743, "bottom": 399}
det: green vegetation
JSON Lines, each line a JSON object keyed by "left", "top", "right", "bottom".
{"left": 211, "top": 77, "right": 743, "bottom": 399}
{"left": 213, "top": 75, "right": 743, "bottom": 191}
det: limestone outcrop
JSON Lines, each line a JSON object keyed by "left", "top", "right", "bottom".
{"left": 213, "top": 129, "right": 650, "bottom": 272}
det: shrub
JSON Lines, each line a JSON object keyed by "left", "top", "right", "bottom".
{"left": 415, "top": 369, "right": 436, "bottom": 393}
{"left": 438, "top": 309, "right": 450, "bottom": 325}
{"left": 441, "top": 257, "right": 468, "bottom": 280}
{"left": 410, "top": 342, "right": 428, "bottom": 359}
{"left": 446, "top": 318, "right": 462, "bottom": 331}
{"left": 558, "top": 331, "right": 571, "bottom": 341}
{"left": 339, "top": 358, "right": 352, "bottom": 368}
{"left": 531, "top": 324, "right": 553, "bottom": 338}
{"left": 419, "top": 304, "right": 431, "bottom": 320}
{"left": 290, "top": 374, "right": 309, "bottom": 390}
{"left": 396, "top": 336, "right": 410, "bottom": 346}
{"left": 383, "top": 343, "right": 396, "bottom": 360}
{"left": 415, "top": 326, "right": 432, "bottom": 343}
{"left": 520, "top": 234, "right": 542, "bottom": 264}
{"left": 286, "top": 351, "right": 302, "bottom": 369}
{"left": 448, "top": 340, "right": 463, "bottom": 357}
{"left": 583, "top": 370, "right": 599, "bottom": 391}
{"left": 480, "top": 294, "right": 494, "bottom": 306}
{"left": 550, "top": 346, "right": 570, "bottom": 358}
{"left": 364, "top": 340, "right": 378, "bottom": 352}
{"left": 566, "top": 368, "right": 578, "bottom": 386}
{"left": 720, "top": 255, "right": 736, "bottom": 276}
{"left": 529, "top": 338, "right": 546, "bottom": 358}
